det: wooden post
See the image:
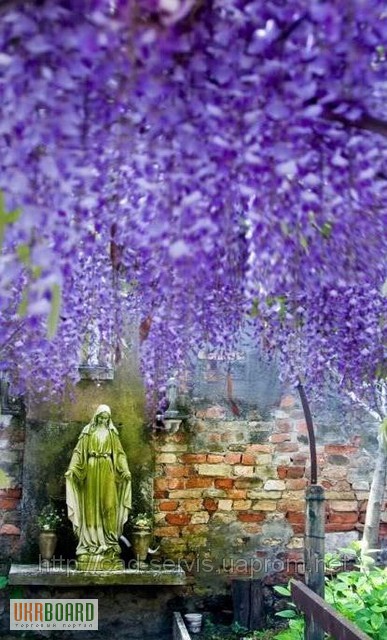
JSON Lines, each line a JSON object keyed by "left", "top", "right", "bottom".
{"left": 231, "top": 579, "right": 265, "bottom": 630}
{"left": 296, "top": 382, "right": 326, "bottom": 639}
{"left": 304, "top": 484, "right": 325, "bottom": 640}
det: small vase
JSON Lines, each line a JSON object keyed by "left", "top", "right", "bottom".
{"left": 130, "top": 529, "right": 152, "bottom": 568}
{"left": 39, "top": 530, "right": 57, "bottom": 564}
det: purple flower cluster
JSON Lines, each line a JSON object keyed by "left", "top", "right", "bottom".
{"left": 0, "top": 1, "right": 385, "bottom": 405}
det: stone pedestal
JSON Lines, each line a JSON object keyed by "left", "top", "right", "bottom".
{"left": 3, "top": 564, "right": 187, "bottom": 640}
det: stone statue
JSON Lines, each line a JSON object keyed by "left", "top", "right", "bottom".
{"left": 65, "top": 404, "right": 131, "bottom": 570}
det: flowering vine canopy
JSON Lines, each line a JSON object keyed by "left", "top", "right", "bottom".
{"left": 0, "top": 0, "right": 386, "bottom": 404}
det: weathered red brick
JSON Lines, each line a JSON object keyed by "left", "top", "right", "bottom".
{"left": 165, "top": 465, "right": 190, "bottom": 477}
{"left": 287, "top": 512, "right": 305, "bottom": 533}
{"left": 237, "top": 512, "right": 265, "bottom": 523}
{"left": 215, "top": 478, "right": 234, "bottom": 489}
{"left": 154, "top": 478, "right": 169, "bottom": 491}
{"left": 276, "top": 443, "right": 299, "bottom": 452}
{"left": 287, "top": 466, "right": 305, "bottom": 479}
{"left": 274, "top": 420, "right": 291, "bottom": 433}
{"left": 180, "top": 453, "right": 207, "bottom": 464}
{"left": 286, "top": 478, "right": 308, "bottom": 490}
{"left": 295, "top": 421, "right": 308, "bottom": 435}
{"left": 291, "top": 453, "right": 308, "bottom": 463}
{"left": 280, "top": 395, "right": 296, "bottom": 409}
{"left": 228, "top": 489, "right": 247, "bottom": 500}
{"left": 186, "top": 477, "right": 214, "bottom": 489}
{"left": 207, "top": 454, "right": 225, "bottom": 464}
{"left": 154, "top": 491, "right": 168, "bottom": 499}
{"left": 167, "top": 478, "right": 186, "bottom": 490}
{"left": 277, "top": 466, "right": 288, "bottom": 479}
{"left": 0, "top": 524, "right": 20, "bottom": 535}
{"left": 246, "top": 445, "right": 272, "bottom": 453}
{"left": 241, "top": 454, "right": 255, "bottom": 465}
{"left": 325, "top": 444, "right": 357, "bottom": 455}
{"left": 166, "top": 513, "right": 191, "bottom": 526}
{"left": 270, "top": 433, "right": 291, "bottom": 444}
{"left": 287, "top": 511, "right": 305, "bottom": 523}
{"left": 0, "top": 498, "right": 18, "bottom": 509}
{"left": 224, "top": 453, "right": 242, "bottom": 464}
{"left": 159, "top": 500, "right": 179, "bottom": 512}
{"left": 203, "top": 498, "right": 218, "bottom": 512}
{"left": 327, "top": 512, "right": 358, "bottom": 526}
{"left": 0, "top": 488, "right": 22, "bottom": 498}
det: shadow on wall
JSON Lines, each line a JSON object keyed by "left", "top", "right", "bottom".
{"left": 20, "top": 359, "right": 153, "bottom": 563}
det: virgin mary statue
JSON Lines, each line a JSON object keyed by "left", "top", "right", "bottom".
{"left": 65, "top": 405, "right": 131, "bottom": 570}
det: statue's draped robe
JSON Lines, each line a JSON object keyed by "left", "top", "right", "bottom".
{"left": 66, "top": 423, "right": 131, "bottom": 563}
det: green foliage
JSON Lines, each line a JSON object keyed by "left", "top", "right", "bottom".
{"left": 273, "top": 581, "right": 304, "bottom": 639}
{"left": 0, "top": 576, "right": 8, "bottom": 589}
{"left": 273, "top": 618, "right": 304, "bottom": 640}
{"left": 47, "top": 282, "right": 62, "bottom": 339}
{"left": 201, "top": 617, "right": 277, "bottom": 640}
{"left": 0, "top": 190, "right": 21, "bottom": 250}
{"left": 129, "top": 512, "right": 153, "bottom": 530}
{"left": 324, "top": 551, "right": 344, "bottom": 573}
{"left": 273, "top": 585, "right": 292, "bottom": 597}
{"left": 37, "top": 503, "right": 65, "bottom": 531}
{"left": 272, "top": 545, "right": 387, "bottom": 640}
{"left": 247, "top": 631, "right": 278, "bottom": 640}
{"left": 201, "top": 618, "right": 245, "bottom": 639}
{"left": 326, "top": 566, "right": 387, "bottom": 639}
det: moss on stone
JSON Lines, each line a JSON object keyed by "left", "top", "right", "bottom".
{"left": 0, "top": 469, "right": 11, "bottom": 489}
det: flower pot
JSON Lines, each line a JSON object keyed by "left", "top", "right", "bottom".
{"left": 39, "top": 530, "right": 57, "bottom": 563}
{"left": 130, "top": 529, "right": 152, "bottom": 566}
{"left": 184, "top": 613, "right": 202, "bottom": 634}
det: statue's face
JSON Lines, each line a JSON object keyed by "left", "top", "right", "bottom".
{"left": 96, "top": 411, "right": 110, "bottom": 426}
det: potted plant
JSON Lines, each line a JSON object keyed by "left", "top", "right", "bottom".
{"left": 37, "top": 503, "right": 64, "bottom": 563}
{"left": 129, "top": 513, "right": 153, "bottom": 567}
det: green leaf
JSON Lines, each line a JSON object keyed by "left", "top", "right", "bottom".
{"left": 32, "top": 265, "right": 43, "bottom": 279}
{"left": 0, "top": 190, "right": 21, "bottom": 250}
{"left": 300, "top": 235, "right": 308, "bottom": 251}
{"left": 276, "top": 610, "right": 297, "bottom": 618}
{"left": 274, "top": 585, "right": 292, "bottom": 596}
{"left": 0, "top": 576, "right": 8, "bottom": 589}
{"left": 371, "top": 612, "right": 384, "bottom": 630}
{"left": 321, "top": 222, "right": 333, "bottom": 239}
{"left": 17, "top": 288, "right": 29, "bottom": 317}
{"left": 16, "top": 243, "right": 31, "bottom": 265}
{"left": 47, "top": 283, "right": 62, "bottom": 339}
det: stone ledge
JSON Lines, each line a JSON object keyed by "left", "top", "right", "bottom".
{"left": 173, "top": 612, "right": 191, "bottom": 640}
{"left": 9, "top": 564, "right": 186, "bottom": 586}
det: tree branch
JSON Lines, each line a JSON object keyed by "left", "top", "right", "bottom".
{"left": 325, "top": 109, "right": 387, "bottom": 138}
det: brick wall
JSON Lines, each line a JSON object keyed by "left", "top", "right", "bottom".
{"left": 0, "top": 411, "right": 25, "bottom": 566}
{"left": 153, "top": 393, "right": 386, "bottom": 585}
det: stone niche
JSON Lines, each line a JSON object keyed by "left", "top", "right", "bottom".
{"left": 2, "top": 356, "right": 186, "bottom": 640}
{"left": 19, "top": 355, "right": 153, "bottom": 563}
